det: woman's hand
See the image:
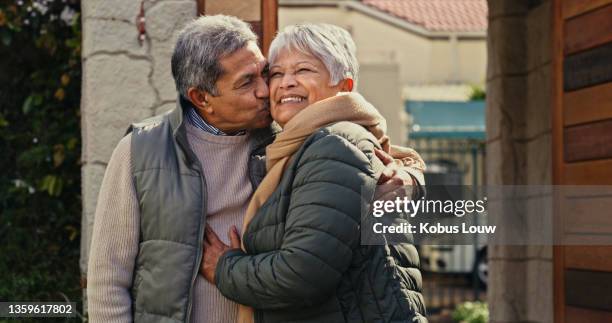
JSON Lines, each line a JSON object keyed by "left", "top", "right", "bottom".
{"left": 374, "top": 149, "right": 415, "bottom": 200}
{"left": 200, "top": 224, "right": 241, "bottom": 284}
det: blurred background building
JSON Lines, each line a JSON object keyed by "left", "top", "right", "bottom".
{"left": 280, "top": 0, "right": 488, "bottom": 193}
{"left": 70, "top": 0, "right": 612, "bottom": 321}
{"left": 6, "top": 0, "right": 612, "bottom": 322}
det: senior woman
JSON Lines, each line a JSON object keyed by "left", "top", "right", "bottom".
{"left": 203, "top": 24, "right": 427, "bottom": 323}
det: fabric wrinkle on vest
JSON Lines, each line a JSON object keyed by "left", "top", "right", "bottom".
{"left": 128, "top": 97, "right": 279, "bottom": 323}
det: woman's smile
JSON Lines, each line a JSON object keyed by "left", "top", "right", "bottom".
{"left": 279, "top": 95, "right": 306, "bottom": 104}
{"left": 275, "top": 93, "right": 308, "bottom": 112}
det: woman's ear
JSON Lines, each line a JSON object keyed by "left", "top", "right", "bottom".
{"left": 187, "top": 87, "right": 214, "bottom": 114}
{"left": 339, "top": 78, "right": 354, "bottom": 92}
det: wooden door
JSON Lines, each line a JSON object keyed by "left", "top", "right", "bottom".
{"left": 553, "top": 0, "right": 612, "bottom": 322}
{"left": 197, "top": 0, "right": 278, "bottom": 55}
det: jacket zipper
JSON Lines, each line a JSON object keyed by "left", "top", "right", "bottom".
{"left": 185, "top": 163, "right": 207, "bottom": 323}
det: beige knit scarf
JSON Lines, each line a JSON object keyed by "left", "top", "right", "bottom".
{"left": 237, "top": 92, "right": 422, "bottom": 323}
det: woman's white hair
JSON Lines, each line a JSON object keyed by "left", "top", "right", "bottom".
{"left": 268, "top": 23, "right": 359, "bottom": 88}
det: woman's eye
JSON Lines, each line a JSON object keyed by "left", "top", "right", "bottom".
{"left": 240, "top": 79, "right": 252, "bottom": 88}
{"left": 297, "top": 68, "right": 310, "bottom": 73}
{"left": 270, "top": 72, "right": 282, "bottom": 78}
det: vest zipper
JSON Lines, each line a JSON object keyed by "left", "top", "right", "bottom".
{"left": 185, "top": 166, "right": 207, "bottom": 323}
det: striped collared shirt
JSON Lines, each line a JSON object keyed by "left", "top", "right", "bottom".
{"left": 183, "top": 99, "right": 246, "bottom": 136}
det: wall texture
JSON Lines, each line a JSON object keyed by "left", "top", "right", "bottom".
{"left": 79, "top": 0, "right": 197, "bottom": 299}
{"left": 279, "top": 5, "right": 487, "bottom": 85}
{"left": 359, "top": 63, "right": 406, "bottom": 144}
{"left": 486, "top": 0, "right": 553, "bottom": 322}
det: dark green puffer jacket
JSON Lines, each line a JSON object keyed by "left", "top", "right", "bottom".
{"left": 215, "top": 121, "right": 427, "bottom": 323}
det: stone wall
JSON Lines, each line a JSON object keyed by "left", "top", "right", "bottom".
{"left": 486, "top": 0, "right": 553, "bottom": 322}
{"left": 79, "top": 0, "right": 197, "bottom": 300}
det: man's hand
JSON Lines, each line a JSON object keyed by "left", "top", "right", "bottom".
{"left": 200, "top": 225, "right": 241, "bottom": 284}
{"left": 375, "top": 149, "right": 415, "bottom": 200}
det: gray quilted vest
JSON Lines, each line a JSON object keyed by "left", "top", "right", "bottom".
{"left": 128, "top": 97, "right": 278, "bottom": 323}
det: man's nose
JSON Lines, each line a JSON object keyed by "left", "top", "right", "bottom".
{"left": 255, "top": 76, "right": 269, "bottom": 99}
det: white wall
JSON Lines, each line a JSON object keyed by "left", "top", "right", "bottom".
{"left": 279, "top": 6, "right": 487, "bottom": 86}
{"left": 359, "top": 63, "right": 406, "bottom": 145}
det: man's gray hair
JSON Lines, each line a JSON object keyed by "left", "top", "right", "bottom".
{"left": 171, "top": 15, "right": 257, "bottom": 97}
{"left": 268, "top": 23, "right": 359, "bottom": 88}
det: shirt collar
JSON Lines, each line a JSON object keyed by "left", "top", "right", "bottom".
{"left": 181, "top": 97, "right": 246, "bottom": 136}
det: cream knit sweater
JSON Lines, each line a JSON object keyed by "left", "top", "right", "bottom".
{"left": 87, "top": 121, "right": 253, "bottom": 323}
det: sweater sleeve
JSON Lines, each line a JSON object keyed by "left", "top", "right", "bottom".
{"left": 215, "top": 133, "right": 378, "bottom": 310}
{"left": 87, "top": 134, "right": 139, "bottom": 323}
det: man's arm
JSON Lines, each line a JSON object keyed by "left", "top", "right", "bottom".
{"left": 376, "top": 146, "right": 426, "bottom": 200}
{"left": 212, "top": 134, "right": 378, "bottom": 310}
{"left": 87, "top": 135, "right": 139, "bottom": 322}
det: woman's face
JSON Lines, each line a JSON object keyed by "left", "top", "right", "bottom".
{"left": 269, "top": 49, "right": 346, "bottom": 127}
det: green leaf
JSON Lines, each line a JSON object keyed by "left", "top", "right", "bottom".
{"left": 1, "top": 31, "right": 11, "bottom": 46}
{"left": 452, "top": 302, "right": 488, "bottom": 323}
{"left": 33, "top": 94, "right": 43, "bottom": 106}
{"left": 0, "top": 114, "right": 8, "bottom": 128}
{"left": 469, "top": 85, "right": 486, "bottom": 101}
{"left": 53, "top": 144, "right": 65, "bottom": 168}
{"left": 21, "top": 95, "right": 44, "bottom": 115}
{"left": 65, "top": 38, "right": 79, "bottom": 48}
{"left": 66, "top": 138, "right": 78, "bottom": 150}
{"left": 22, "top": 96, "right": 34, "bottom": 115}
{"left": 65, "top": 225, "right": 79, "bottom": 241}
{"left": 51, "top": 177, "right": 63, "bottom": 196}
{"left": 40, "top": 175, "right": 63, "bottom": 197}
{"left": 7, "top": 22, "right": 22, "bottom": 32}
{"left": 71, "top": 13, "right": 81, "bottom": 32}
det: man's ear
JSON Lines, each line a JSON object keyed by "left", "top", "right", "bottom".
{"left": 339, "top": 78, "right": 354, "bottom": 92}
{"left": 187, "top": 87, "right": 213, "bottom": 114}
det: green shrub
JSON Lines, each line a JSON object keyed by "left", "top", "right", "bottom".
{"left": 468, "top": 85, "right": 486, "bottom": 101}
{"left": 0, "top": 0, "right": 82, "bottom": 321}
{"left": 452, "top": 301, "right": 489, "bottom": 323}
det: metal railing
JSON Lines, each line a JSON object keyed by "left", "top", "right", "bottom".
{"left": 408, "top": 137, "right": 487, "bottom": 319}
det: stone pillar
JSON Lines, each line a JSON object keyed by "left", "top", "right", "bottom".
{"left": 80, "top": 0, "right": 197, "bottom": 313}
{"left": 486, "top": 0, "right": 553, "bottom": 322}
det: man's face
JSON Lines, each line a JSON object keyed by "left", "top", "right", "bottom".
{"left": 205, "top": 42, "right": 272, "bottom": 132}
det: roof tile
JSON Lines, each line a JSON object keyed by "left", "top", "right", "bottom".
{"left": 362, "top": 0, "right": 488, "bottom": 32}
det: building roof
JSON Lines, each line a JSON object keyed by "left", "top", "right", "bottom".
{"left": 362, "top": 0, "right": 488, "bottom": 32}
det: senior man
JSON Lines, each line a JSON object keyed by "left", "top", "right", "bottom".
{"left": 87, "top": 15, "right": 424, "bottom": 323}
